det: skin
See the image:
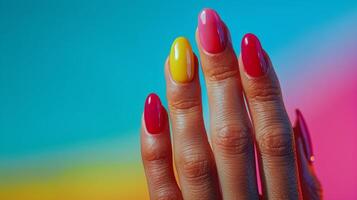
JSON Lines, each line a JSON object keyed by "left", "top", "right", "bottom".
{"left": 140, "top": 22, "right": 322, "bottom": 200}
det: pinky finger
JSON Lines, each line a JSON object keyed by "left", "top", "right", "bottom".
{"left": 294, "top": 109, "right": 323, "bottom": 200}
{"left": 141, "top": 93, "right": 182, "bottom": 200}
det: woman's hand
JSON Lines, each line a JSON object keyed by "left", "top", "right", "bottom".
{"left": 140, "top": 8, "right": 322, "bottom": 200}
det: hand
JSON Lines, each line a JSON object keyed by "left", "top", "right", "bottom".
{"left": 140, "top": 8, "right": 322, "bottom": 200}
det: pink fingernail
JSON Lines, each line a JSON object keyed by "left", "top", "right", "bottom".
{"left": 241, "top": 33, "right": 269, "bottom": 78}
{"left": 294, "top": 109, "right": 315, "bottom": 163}
{"left": 144, "top": 93, "right": 166, "bottom": 134}
{"left": 198, "top": 8, "right": 228, "bottom": 53}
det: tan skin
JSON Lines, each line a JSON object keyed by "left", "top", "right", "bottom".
{"left": 140, "top": 19, "right": 322, "bottom": 200}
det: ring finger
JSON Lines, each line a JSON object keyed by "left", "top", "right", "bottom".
{"left": 239, "top": 33, "right": 301, "bottom": 199}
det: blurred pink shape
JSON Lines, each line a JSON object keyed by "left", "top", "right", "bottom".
{"left": 284, "top": 18, "right": 357, "bottom": 199}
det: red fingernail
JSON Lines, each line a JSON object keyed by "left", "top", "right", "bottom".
{"left": 294, "top": 109, "right": 315, "bottom": 163}
{"left": 241, "top": 33, "right": 269, "bottom": 77}
{"left": 144, "top": 93, "right": 165, "bottom": 134}
{"left": 198, "top": 8, "right": 228, "bottom": 53}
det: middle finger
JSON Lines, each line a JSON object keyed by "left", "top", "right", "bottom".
{"left": 196, "top": 9, "right": 259, "bottom": 200}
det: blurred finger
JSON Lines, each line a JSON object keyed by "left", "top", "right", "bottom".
{"left": 294, "top": 109, "right": 323, "bottom": 200}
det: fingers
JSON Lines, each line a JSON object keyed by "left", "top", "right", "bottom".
{"left": 238, "top": 33, "right": 301, "bottom": 199}
{"left": 294, "top": 109, "right": 323, "bottom": 200}
{"left": 165, "top": 37, "right": 220, "bottom": 199}
{"left": 141, "top": 93, "right": 182, "bottom": 200}
{"left": 196, "top": 9, "right": 258, "bottom": 199}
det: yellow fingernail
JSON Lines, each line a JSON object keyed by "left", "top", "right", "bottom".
{"left": 169, "top": 37, "right": 195, "bottom": 83}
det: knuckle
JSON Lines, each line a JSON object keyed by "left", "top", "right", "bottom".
{"left": 178, "top": 153, "right": 213, "bottom": 182}
{"left": 205, "top": 59, "right": 238, "bottom": 82}
{"left": 258, "top": 126, "right": 294, "bottom": 157}
{"left": 142, "top": 145, "right": 169, "bottom": 165}
{"left": 156, "top": 190, "right": 181, "bottom": 200}
{"left": 213, "top": 124, "right": 252, "bottom": 156}
{"left": 247, "top": 81, "right": 282, "bottom": 103}
{"left": 209, "top": 67, "right": 238, "bottom": 81}
{"left": 169, "top": 98, "right": 201, "bottom": 112}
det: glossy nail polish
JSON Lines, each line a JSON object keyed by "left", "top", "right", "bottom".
{"left": 295, "top": 109, "right": 314, "bottom": 163}
{"left": 241, "top": 33, "right": 268, "bottom": 77}
{"left": 198, "top": 8, "right": 228, "bottom": 53}
{"left": 169, "top": 37, "right": 195, "bottom": 83}
{"left": 144, "top": 93, "right": 165, "bottom": 134}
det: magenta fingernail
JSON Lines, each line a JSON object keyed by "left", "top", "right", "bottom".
{"left": 294, "top": 109, "right": 314, "bottom": 163}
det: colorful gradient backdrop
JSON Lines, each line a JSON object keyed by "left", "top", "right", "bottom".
{"left": 0, "top": 1, "right": 356, "bottom": 199}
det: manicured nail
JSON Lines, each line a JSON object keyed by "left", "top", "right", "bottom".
{"left": 144, "top": 93, "right": 165, "bottom": 134}
{"left": 241, "top": 33, "right": 269, "bottom": 77}
{"left": 169, "top": 37, "right": 195, "bottom": 83}
{"left": 295, "top": 109, "right": 315, "bottom": 163}
{"left": 198, "top": 8, "right": 228, "bottom": 53}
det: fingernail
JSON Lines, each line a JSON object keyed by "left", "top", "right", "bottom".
{"left": 169, "top": 37, "right": 195, "bottom": 83}
{"left": 198, "top": 8, "right": 228, "bottom": 53}
{"left": 241, "top": 33, "right": 269, "bottom": 77}
{"left": 295, "top": 109, "right": 315, "bottom": 163}
{"left": 144, "top": 93, "right": 165, "bottom": 134}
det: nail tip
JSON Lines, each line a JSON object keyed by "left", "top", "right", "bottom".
{"left": 197, "top": 8, "right": 227, "bottom": 54}
{"left": 242, "top": 33, "right": 256, "bottom": 40}
{"left": 295, "top": 108, "right": 302, "bottom": 117}
{"left": 146, "top": 93, "right": 160, "bottom": 103}
{"left": 199, "top": 8, "right": 218, "bottom": 15}
{"left": 169, "top": 37, "right": 194, "bottom": 83}
{"left": 294, "top": 108, "right": 315, "bottom": 163}
{"left": 242, "top": 33, "right": 261, "bottom": 47}
{"left": 243, "top": 32, "right": 256, "bottom": 38}
{"left": 144, "top": 93, "right": 164, "bottom": 134}
{"left": 296, "top": 109, "right": 307, "bottom": 128}
{"left": 294, "top": 108, "right": 301, "bottom": 127}
{"left": 172, "top": 36, "right": 189, "bottom": 45}
{"left": 198, "top": 8, "right": 220, "bottom": 26}
{"left": 241, "top": 33, "right": 267, "bottom": 77}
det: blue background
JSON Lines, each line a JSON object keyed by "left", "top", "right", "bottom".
{"left": 1, "top": 0, "right": 356, "bottom": 158}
